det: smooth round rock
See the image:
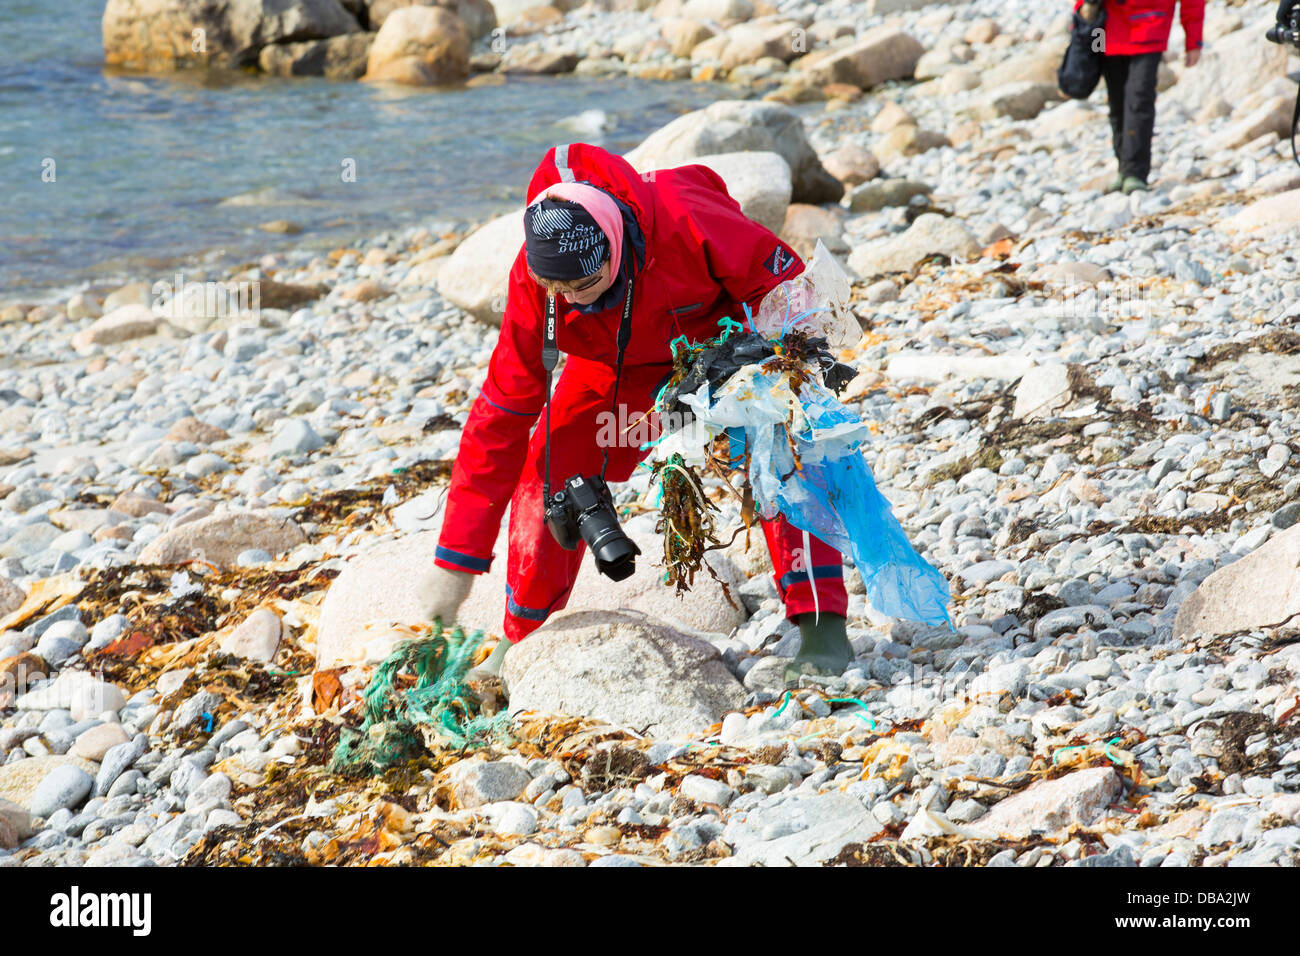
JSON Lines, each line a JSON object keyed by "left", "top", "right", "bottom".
{"left": 29, "top": 765, "right": 94, "bottom": 818}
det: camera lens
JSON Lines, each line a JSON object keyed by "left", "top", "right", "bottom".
{"left": 578, "top": 512, "right": 641, "bottom": 581}
{"left": 589, "top": 530, "right": 640, "bottom": 581}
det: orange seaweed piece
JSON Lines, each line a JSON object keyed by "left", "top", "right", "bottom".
{"left": 312, "top": 667, "right": 345, "bottom": 712}
{"left": 982, "top": 237, "right": 1015, "bottom": 259}
{"left": 100, "top": 630, "right": 157, "bottom": 657}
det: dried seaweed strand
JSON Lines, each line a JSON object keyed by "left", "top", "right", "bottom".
{"left": 652, "top": 454, "right": 723, "bottom": 597}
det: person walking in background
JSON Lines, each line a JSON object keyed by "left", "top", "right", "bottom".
{"left": 1077, "top": 0, "right": 1204, "bottom": 193}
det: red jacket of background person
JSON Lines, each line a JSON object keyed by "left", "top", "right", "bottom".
{"left": 1073, "top": 0, "right": 1205, "bottom": 55}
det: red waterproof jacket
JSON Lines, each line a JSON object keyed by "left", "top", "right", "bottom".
{"left": 435, "top": 142, "right": 804, "bottom": 574}
{"left": 1074, "top": 0, "right": 1205, "bottom": 54}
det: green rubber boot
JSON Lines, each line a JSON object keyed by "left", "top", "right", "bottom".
{"left": 1108, "top": 174, "right": 1124, "bottom": 193}
{"left": 784, "top": 613, "right": 853, "bottom": 686}
{"left": 1121, "top": 175, "right": 1149, "bottom": 194}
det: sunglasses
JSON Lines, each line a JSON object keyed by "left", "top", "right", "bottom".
{"left": 531, "top": 256, "right": 608, "bottom": 296}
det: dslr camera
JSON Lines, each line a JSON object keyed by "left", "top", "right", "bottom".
{"left": 1269, "top": 5, "right": 1300, "bottom": 45}
{"left": 544, "top": 474, "right": 641, "bottom": 581}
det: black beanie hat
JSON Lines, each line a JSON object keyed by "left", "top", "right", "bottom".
{"left": 523, "top": 198, "right": 609, "bottom": 280}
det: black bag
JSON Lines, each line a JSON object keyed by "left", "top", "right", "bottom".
{"left": 1058, "top": 4, "right": 1107, "bottom": 100}
{"left": 659, "top": 332, "right": 775, "bottom": 419}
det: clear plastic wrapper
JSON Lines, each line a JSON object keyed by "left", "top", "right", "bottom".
{"left": 750, "top": 239, "right": 860, "bottom": 349}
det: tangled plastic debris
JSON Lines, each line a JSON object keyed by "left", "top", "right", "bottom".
{"left": 652, "top": 242, "right": 952, "bottom": 625}
{"left": 329, "top": 621, "right": 512, "bottom": 777}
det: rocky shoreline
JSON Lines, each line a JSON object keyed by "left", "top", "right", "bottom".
{"left": 2, "top": 0, "right": 1300, "bottom": 867}
{"left": 99, "top": 0, "right": 1101, "bottom": 92}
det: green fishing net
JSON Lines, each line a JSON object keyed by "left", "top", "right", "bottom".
{"left": 329, "top": 621, "right": 512, "bottom": 777}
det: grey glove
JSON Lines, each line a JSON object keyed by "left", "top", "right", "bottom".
{"left": 413, "top": 564, "right": 474, "bottom": 626}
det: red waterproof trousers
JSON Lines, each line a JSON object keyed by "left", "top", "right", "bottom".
{"left": 492, "top": 356, "right": 847, "bottom": 642}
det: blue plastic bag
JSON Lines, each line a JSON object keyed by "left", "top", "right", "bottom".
{"left": 678, "top": 364, "right": 951, "bottom": 627}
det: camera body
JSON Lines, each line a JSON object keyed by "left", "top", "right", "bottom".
{"left": 1268, "top": 6, "right": 1300, "bottom": 45}
{"left": 544, "top": 474, "right": 641, "bottom": 581}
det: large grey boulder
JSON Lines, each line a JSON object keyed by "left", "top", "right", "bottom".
{"left": 848, "top": 213, "right": 980, "bottom": 277}
{"left": 436, "top": 212, "right": 522, "bottom": 327}
{"left": 499, "top": 609, "right": 746, "bottom": 738}
{"left": 717, "top": 791, "right": 883, "bottom": 866}
{"left": 30, "top": 765, "right": 95, "bottom": 819}
{"left": 103, "top": 0, "right": 361, "bottom": 71}
{"left": 624, "top": 99, "right": 844, "bottom": 205}
{"left": 314, "top": 518, "right": 747, "bottom": 669}
{"left": 795, "top": 27, "right": 924, "bottom": 92}
{"left": 361, "top": 4, "right": 471, "bottom": 84}
{"left": 680, "top": 151, "right": 792, "bottom": 234}
{"left": 258, "top": 31, "right": 375, "bottom": 78}
{"left": 1174, "top": 523, "right": 1300, "bottom": 640}
{"left": 1166, "top": 26, "right": 1289, "bottom": 112}
{"left": 976, "top": 768, "right": 1123, "bottom": 839}
{"left": 137, "top": 509, "right": 307, "bottom": 566}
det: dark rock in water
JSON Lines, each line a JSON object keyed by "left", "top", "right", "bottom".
{"left": 103, "top": 0, "right": 362, "bottom": 72}
{"left": 500, "top": 48, "right": 581, "bottom": 75}
{"left": 258, "top": 32, "right": 375, "bottom": 80}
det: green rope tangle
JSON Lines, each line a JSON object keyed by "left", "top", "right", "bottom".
{"left": 773, "top": 691, "right": 877, "bottom": 730}
{"left": 329, "top": 621, "right": 511, "bottom": 777}
{"left": 1052, "top": 736, "right": 1126, "bottom": 767}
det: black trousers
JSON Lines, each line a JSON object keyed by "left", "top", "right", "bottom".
{"left": 1101, "top": 51, "right": 1162, "bottom": 182}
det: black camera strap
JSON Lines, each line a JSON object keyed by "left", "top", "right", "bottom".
{"left": 1291, "top": 81, "right": 1300, "bottom": 167}
{"left": 540, "top": 272, "right": 635, "bottom": 503}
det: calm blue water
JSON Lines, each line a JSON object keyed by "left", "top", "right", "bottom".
{"left": 0, "top": 0, "right": 729, "bottom": 302}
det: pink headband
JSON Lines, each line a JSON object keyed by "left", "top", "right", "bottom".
{"left": 526, "top": 182, "right": 624, "bottom": 279}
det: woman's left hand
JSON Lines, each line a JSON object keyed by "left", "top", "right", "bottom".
{"left": 1185, "top": 49, "right": 1201, "bottom": 67}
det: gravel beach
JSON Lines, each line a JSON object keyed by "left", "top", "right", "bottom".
{"left": 1, "top": 0, "right": 1299, "bottom": 868}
